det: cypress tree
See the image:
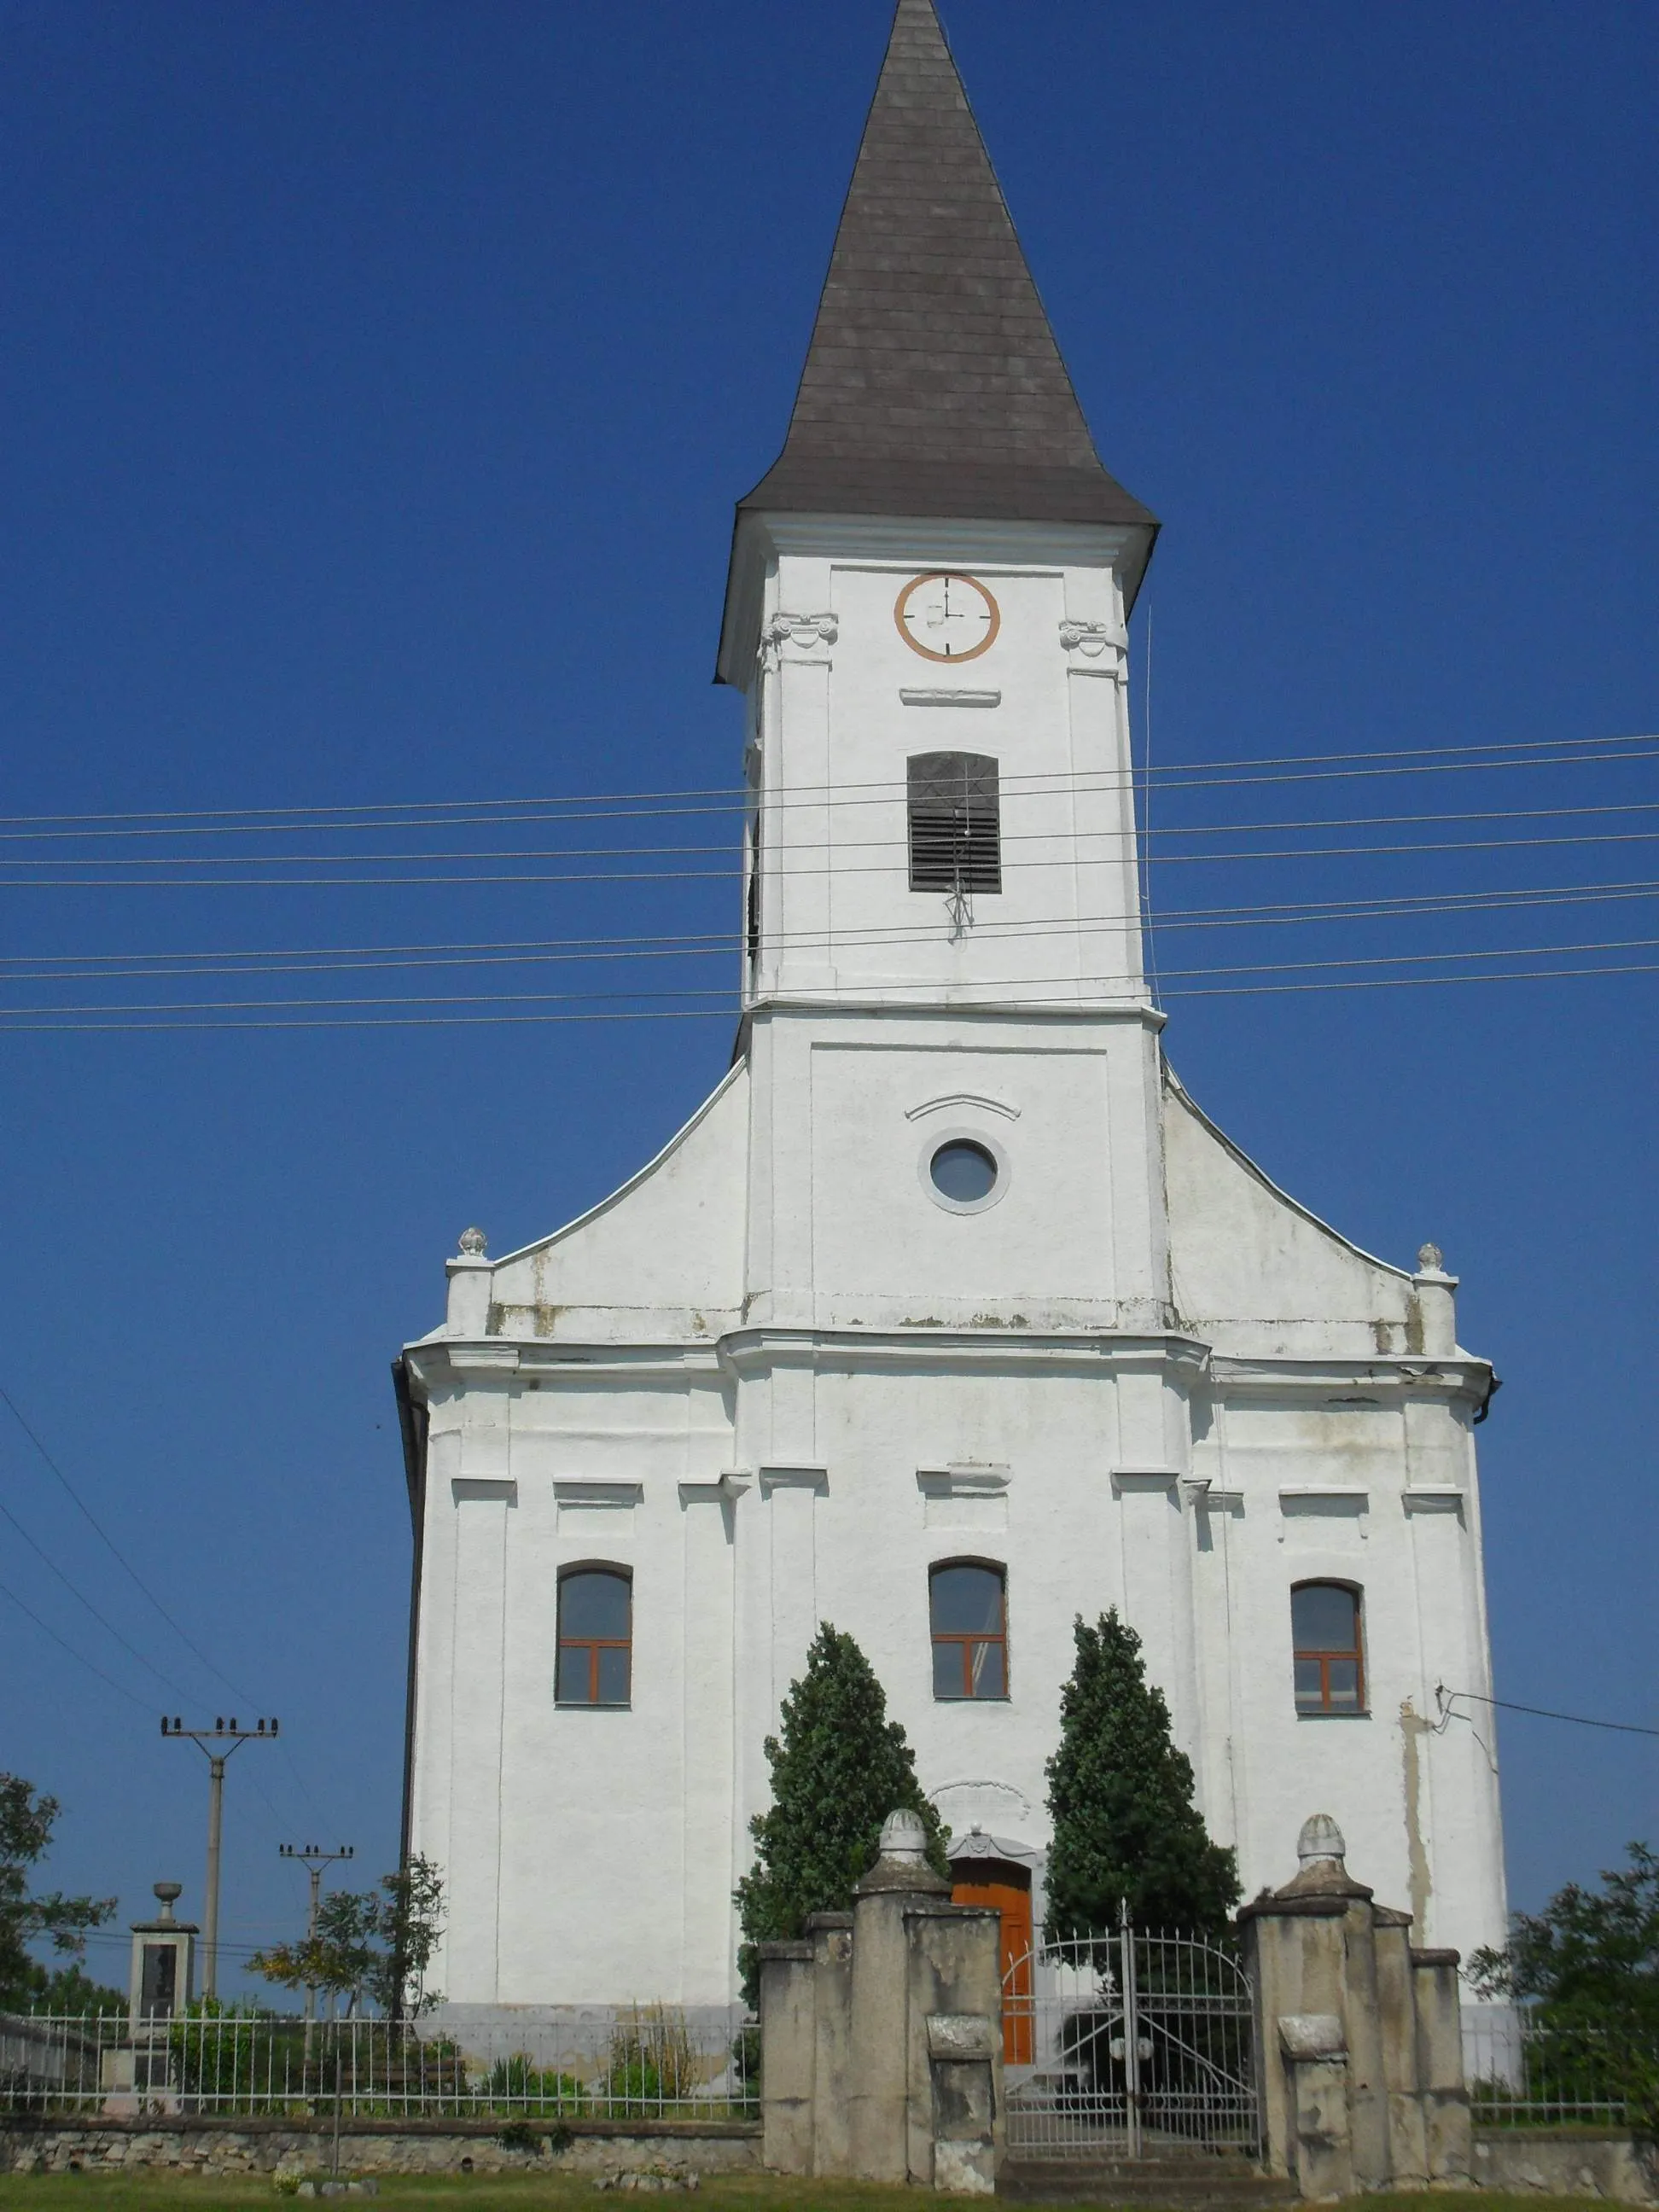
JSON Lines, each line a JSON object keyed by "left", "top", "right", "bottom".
{"left": 1045, "top": 1611, "right": 1240, "bottom": 1938}
{"left": 736, "top": 1623, "right": 949, "bottom": 1997}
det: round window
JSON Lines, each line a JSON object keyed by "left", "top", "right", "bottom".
{"left": 929, "top": 1139, "right": 998, "bottom": 1206}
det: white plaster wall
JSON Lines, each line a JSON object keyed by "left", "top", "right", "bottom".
{"left": 1164, "top": 1074, "right": 1419, "bottom": 1356}
{"left": 472, "top": 1064, "right": 749, "bottom": 1343}
{"left": 742, "top": 1008, "right": 1170, "bottom": 1334}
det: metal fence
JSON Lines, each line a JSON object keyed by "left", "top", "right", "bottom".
{"left": 1464, "top": 2007, "right": 1656, "bottom": 2128}
{"left": 0, "top": 2007, "right": 758, "bottom": 2122}
{"left": 1002, "top": 1924, "right": 1259, "bottom": 2163}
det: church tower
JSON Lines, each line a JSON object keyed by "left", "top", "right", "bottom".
{"left": 397, "top": 0, "right": 1507, "bottom": 2032}
{"left": 722, "top": 0, "right": 1157, "bottom": 1019}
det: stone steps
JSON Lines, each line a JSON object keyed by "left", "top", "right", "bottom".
{"left": 998, "top": 2153, "right": 1296, "bottom": 2208}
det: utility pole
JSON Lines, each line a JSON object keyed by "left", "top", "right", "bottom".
{"left": 160, "top": 1715, "right": 279, "bottom": 2000}
{"left": 278, "top": 1842, "right": 355, "bottom": 2035}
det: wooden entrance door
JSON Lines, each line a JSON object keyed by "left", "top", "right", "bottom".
{"left": 951, "top": 1859, "right": 1033, "bottom": 2064}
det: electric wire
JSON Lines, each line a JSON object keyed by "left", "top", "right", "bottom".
{"left": 0, "top": 1571, "right": 154, "bottom": 1711}
{"left": 0, "top": 1481, "right": 201, "bottom": 1704}
{"left": 1437, "top": 1685, "right": 1659, "bottom": 1740}
{"left": 3, "top": 946, "right": 1659, "bottom": 1022}
{"left": 0, "top": 1388, "right": 340, "bottom": 1840}
{"left": 0, "top": 1381, "right": 261, "bottom": 1712}
{"left": 3, "top": 876, "right": 1656, "bottom": 982}
{"left": 3, "top": 796, "right": 1656, "bottom": 872}
{"left": 1, "top": 932, "right": 1656, "bottom": 1022}
{"left": 0, "top": 728, "right": 1650, "bottom": 830}
{"left": 8, "top": 824, "right": 1659, "bottom": 889}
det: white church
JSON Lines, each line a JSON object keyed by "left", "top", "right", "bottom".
{"left": 394, "top": 0, "right": 1508, "bottom": 2020}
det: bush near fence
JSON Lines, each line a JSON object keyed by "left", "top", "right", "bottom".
{"left": 1467, "top": 2010, "right": 1659, "bottom": 2131}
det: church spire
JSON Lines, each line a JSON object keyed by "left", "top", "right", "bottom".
{"left": 739, "top": 0, "right": 1155, "bottom": 539}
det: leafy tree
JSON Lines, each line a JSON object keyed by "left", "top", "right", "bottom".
{"left": 248, "top": 1855, "right": 445, "bottom": 2018}
{"left": 1045, "top": 1612, "right": 1240, "bottom": 1939}
{"left": 18, "top": 1960, "right": 128, "bottom": 2016}
{"left": 736, "top": 1623, "right": 949, "bottom": 1999}
{"left": 0, "top": 1773, "right": 115, "bottom": 2008}
{"left": 1469, "top": 1842, "right": 1658, "bottom": 2037}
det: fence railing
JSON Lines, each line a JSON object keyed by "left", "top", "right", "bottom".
{"left": 1464, "top": 2007, "right": 1656, "bottom": 2129}
{"left": 0, "top": 2007, "right": 758, "bottom": 2123}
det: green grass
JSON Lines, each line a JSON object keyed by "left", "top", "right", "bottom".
{"left": 0, "top": 2179, "right": 1636, "bottom": 2212}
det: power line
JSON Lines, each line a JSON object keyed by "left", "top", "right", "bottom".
{"left": 0, "top": 1569, "right": 154, "bottom": 1710}
{"left": 0, "top": 957, "right": 1654, "bottom": 1031}
{"left": 1, "top": 932, "right": 1656, "bottom": 1022}
{"left": 1437, "top": 1685, "right": 1659, "bottom": 1740}
{"left": 0, "top": 1381, "right": 258, "bottom": 1712}
{"left": 0, "top": 1382, "right": 337, "bottom": 1842}
{"left": 3, "top": 796, "right": 1656, "bottom": 871}
{"left": 0, "top": 1481, "right": 200, "bottom": 1703}
{"left": 0, "top": 729, "right": 1650, "bottom": 830}
{"left": 3, "top": 875, "right": 1656, "bottom": 981}
{"left": 8, "top": 823, "right": 1659, "bottom": 891}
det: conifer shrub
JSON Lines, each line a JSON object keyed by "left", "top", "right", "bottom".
{"left": 1045, "top": 1610, "right": 1240, "bottom": 1941}
{"left": 735, "top": 1623, "right": 949, "bottom": 2000}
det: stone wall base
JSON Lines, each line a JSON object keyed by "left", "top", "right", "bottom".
{"left": 1, "top": 2116, "right": 761, "bottom": 2181}
{"left": 1473, "top": 2128, "right": 1659, "bottom": 2204}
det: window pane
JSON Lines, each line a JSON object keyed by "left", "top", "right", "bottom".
{"left": 556, "top": 1644, "right": 592, "bottom": 1704}
{"left": 1326, "top": 1660, "right": 1360, "bottom": 1708}
{"left": 969, "top": 1640, "right": 1006, "bottom": 1699}
{"left": 1294, "top": 1657, "right": 1324, "bottom": 1708}
{"left": 934, "top": 1643, "right": 963, "bottom": 1699}
{"left": 561, "top": 1570, "right": 630, "bottom": 1639}
{"left": 931, "top": 1141, "right": 998, "bottom": 1204}
{"left": 1292, "top": 1583, "right": 1359, "bottom": 1653}
{"left": 931, "top": 1564, "right": 1004, "bottom": 1635}
{"left": 596, "top": 1644, "right": 631, "bottom": 1707}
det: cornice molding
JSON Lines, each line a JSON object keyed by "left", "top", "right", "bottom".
{"left": 718, "top": 1328, "right": 1212, "bottom": 1380}
{"left": 1207, "top": 1353, "right": 1493, "bottom": 1403}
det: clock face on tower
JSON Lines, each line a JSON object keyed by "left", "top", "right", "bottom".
{"left": 894, "top": 572, "right": 1001, "bottom": 663}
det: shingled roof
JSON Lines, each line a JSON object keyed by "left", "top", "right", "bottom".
{"left": 738, "top": 0, "right": 1155, "bottom": 533}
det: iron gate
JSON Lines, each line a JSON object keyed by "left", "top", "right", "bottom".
{"left": 1002, "top": 1912, "right": 1259, "bottom": 2162}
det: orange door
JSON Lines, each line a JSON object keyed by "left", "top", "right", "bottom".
{"left": 952, "top": 1863, "right": 1034, "bottom": 2064}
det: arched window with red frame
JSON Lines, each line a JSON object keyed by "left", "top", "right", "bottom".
{"left": 929, "top": 1561, "right": 1008, "bottom": 1700}
{"left": 556, "top": 1565, "right": 632, "bottom": 1708}
{"left": 1291, "top": 1581, "right": 1365, "bottom": 1714}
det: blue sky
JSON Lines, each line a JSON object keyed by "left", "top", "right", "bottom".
{"left": 0, "top": 0, "right": 1652, "bottom": 1994}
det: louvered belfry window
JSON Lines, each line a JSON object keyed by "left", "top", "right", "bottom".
{"left": 907, "top": 752, "right": 1001, "bottom": 895}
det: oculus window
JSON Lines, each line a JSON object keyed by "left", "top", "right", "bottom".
{"left": 1292, "top": 1582, "right": 1365, "bottom": 1715}
{"left": 930, "top": 1138, "right": 998, "bottom": 1206}
{"left": 908, "top": 753, "right": 1001, "bottom": 894}
{"left": 556, "top": 1567, "right": 632, "bottom": 1708}
{"left": 931, "top": 1562, "right": 1008, "bottom": 1700}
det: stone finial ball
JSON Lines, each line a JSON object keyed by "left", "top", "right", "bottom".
{"left": 1297, "top": 1813, "right": 1347, "bottom": 1866}
{"left": 458, "top": 1226, "right": 488, "bottom": 1257}
{"left": 878, "top": 1807, "right": 928, "bottom": 1863}
{"left": 1417, "top": 1242, "right": 1446, "bottom": 1272}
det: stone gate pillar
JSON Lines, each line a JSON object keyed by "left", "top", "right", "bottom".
{"left": 758, "top": 1808, "right": 1004, "bottom": 2192}
{"left": 1239, "top": 1814, "right": 1472, "bottom": 2197}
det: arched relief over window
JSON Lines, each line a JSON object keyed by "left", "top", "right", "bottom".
{"left": 908, "top": 753, "right": 1001, "bottom": 894}
{"left": 1291, "top": 1581, "right": 1366, "bottom": 1715}
{"left": 556, "top": 1564, "right": 632, "bottom": 1708}
{"left": 905, "top": 1091, "right": 1020, "bottom": 1124}
{"left": 930, "top": 1560, "right": 1009, "bottom": 1700}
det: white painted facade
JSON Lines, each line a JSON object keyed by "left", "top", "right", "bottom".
{"left": 397, "top": 510, "right": 1509, "bottom": 2013}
